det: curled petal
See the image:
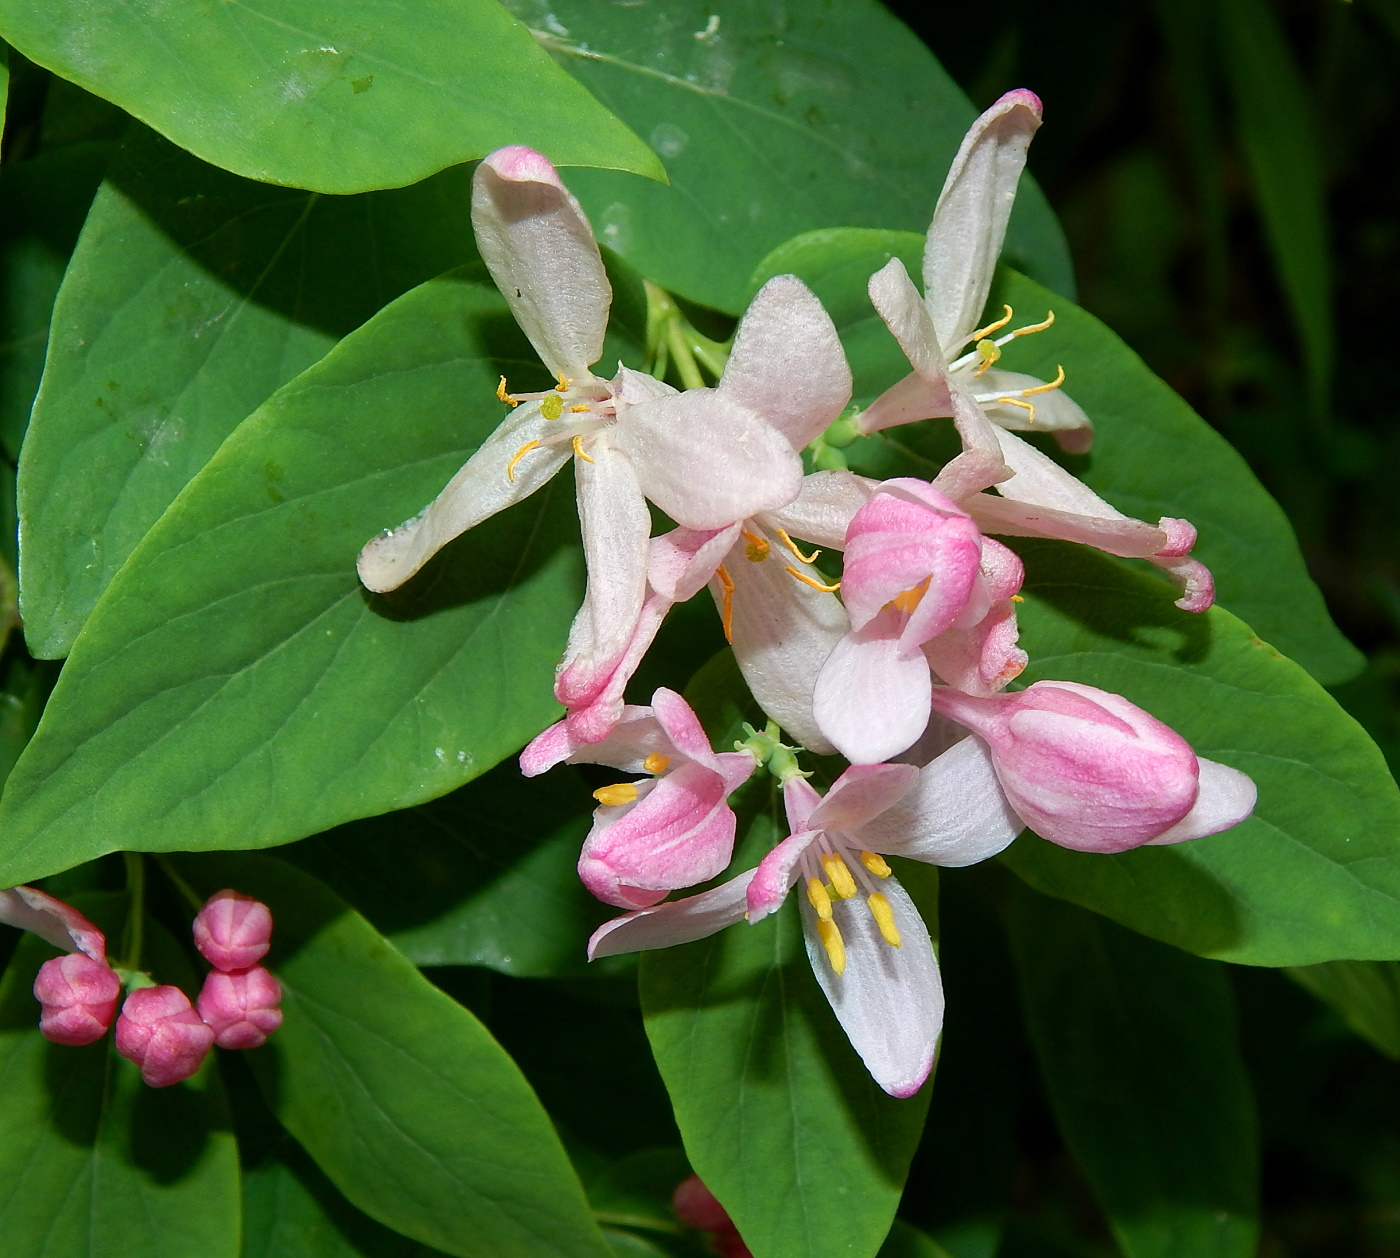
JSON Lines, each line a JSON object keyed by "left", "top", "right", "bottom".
{"left": 649, "top": 525, "right": 739, "bottom": 603}
{"left": 857, "top": 370, "right": 955, "bottom": 436}
{"left": 807, "top": 763, "right": 920, "bottom": 834}
{"left": 932, "top": 386, "right": 1013, "bottom": 501}
{"left": 652, "top": 687, "right": 723, "bottom": 772}
{"left": 562, "top": 592, "right": 671, "bottom": 745}
{"left": 587, "top": 871, "right": 755, "bottom": 960}
{"left": 868, "top": 258, "right": 951, "bottom": 389}
{"left": 471, "top": 146, "right": 610, "bottom": 383}
{"left": 1152, "top": 552, "right": 1216, "bottom": 613}
{"left": 748, "top": 829, "right": 821, "bottom": 922}
{"left": 923, "top": 600, "right": 1027, "bottom": 697}
{"left": 1145, "top": 758, "right": 1256, "bottom": 844}
{"left": 0, "top": 886, "right": 106, "bottom": 961}
{"left": 522, "top": 704, "right": 672, "bottom": 777}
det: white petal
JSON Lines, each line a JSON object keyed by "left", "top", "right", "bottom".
{"left": 966, "top": 368, "right": 1094, "bottom": 441}
{"left": 868, "top": 258, "right": 950, "bottom": 385}
{"left": 991, "top": 428, "right": 1130, "bottom": 517}
{"left": 357, "top": 402, "right": 570, "bottom": 592}
{"left": 923, "top": 90, "right": 1043, "bottom": 355}
{"left": 1144, "top": 759, "right": 1257, "bottom": 845}
{"left": 471, "top": 147, "right": 610, "bottom": 382}
{"left": 801, "top": 876, "right": 943, "bottom": 1098}
{"left": 965, "top": 492, "right": 1166, "bottom": 558}
{"left": 615, "top": 390, "right": 803, "bottom": 530}
{"left": 611, "top": 364, "right": 677, "bottom": 407}
{"left": 720, "top": 275, "right": 852, "bottom": 452}
{"left": 762, "top": 471, "right": 877, "bottom": 550}
{"left": 858, "top": 736, "right": 1024, "bottom": 866}
{"left": 588, "top": 870, "right": 755, "bottom": 959}
{"left": 717, "top": 541, "right": 849, "bottom": 754}
{"left": 858, "top": 370, "right": 955, "bottom": 436}
{"left": 0, "top": 887, "right": 106, "bottom": 961}
{"left": 931, "top": 386, "right": 1012, "bottom": 502}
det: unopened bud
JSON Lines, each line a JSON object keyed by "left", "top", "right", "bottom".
{"left": 192, "top": 889, "right": 273, "bottom": 972}
{"left": 33, "top": 953, "right": 121, "bottom": 1046}
{"left": 196, "top": 965, "right": 283, "bottom": 1049}
{"left": 115, "top": 986, "right": 214, "bottom": 1087}
{"left": 672, "top": 1174, "right": 752, "bottom": 1256}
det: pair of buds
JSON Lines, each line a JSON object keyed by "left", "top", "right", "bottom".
{"left": 33, "top": 889, "right": 283, "bottom": 1087}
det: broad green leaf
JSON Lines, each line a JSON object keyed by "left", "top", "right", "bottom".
{"left": 19, "top": 125, "right": 478, "bottom": 659}
{"left": 0, "top": 0, "right": 661, "bottom": 194}
{"left": 281, "top": 757, "right": 611, "bottom": 977}
{"left": 1005, "top": 888, "right": 1258, "bottom": 1258}
{"left": 176, "top": 851, "right": 612, "bottom": 1258}
{"left": 1219, "top": 0, "right": 1333, "bottom": 413}
{"left": 998, "top": 542, "right": 1400, "bottom": 967}
{"left": 750, "top": 230, "right": 1361, "bottom": 684}
{"left": 640, "top": 798, "right": 935, "bottom": 1258}
{"left": 1287, "top": 960, "right": 1400, "bottom": 1060}
{"left": 0, "top": 273, "right": 584, "bottom": 886}
{"left": 0, "top": 893, "right": 241, "bottom": 1258}
{"left": 503, "top": 0, "right": 1071, "bottom": 315}
{"left": 879, "top": 1222, "right": 956, "bottom": 1258}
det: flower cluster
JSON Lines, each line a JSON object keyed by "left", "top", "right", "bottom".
{"left": 4, "top": 884, "right": 282, "bottom": 1088}
{"left": 358, "top": 91, "right": 1257, "bottom": 1099}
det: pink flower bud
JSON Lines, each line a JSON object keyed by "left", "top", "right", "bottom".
{"left": 33, "top": 953, "right": 121, "bottom": 1046}
{"left": 196, "top": 966, "right": 283, "bottom": 1049}
{"left": 927, "top": 680, "right": 1200, "bottom": 853}
{"left": 115, "top": 985, "right": 215, "bottom": 1087}
{"left": 192, "top": 889, "right": 273, "bottom": 971}
{"left": 672, "top": 1175, "right": 752, "bottom": 1258}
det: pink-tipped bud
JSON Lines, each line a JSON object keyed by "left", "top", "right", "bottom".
{"left": 192, "top": 889, "right": 273, "bottom": 971}
{"left": 33, "top": 953, "right": 121, "bottom": 1046}
{"left": 196, "top": 966, "right": 283, "bottom": 1049}
{"left": 672, "top": 1175, "right": 752, "bottom": 1258}
{"left": 115, "top": 986, "right": 214, "bottom": 1087}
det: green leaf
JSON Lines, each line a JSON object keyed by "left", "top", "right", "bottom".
{"left": 1286, "top": 960, "right": 1400, "bottom": 1060}
{"left": 750, "top": 229, "right": 1360, "bottom": 684}
{"left": 0, "top": 893, "right": 241, "bottom": 1258}
{"left": 0, "top": 0, "right": 661, "bottom": 194}
{"left": 878, "top": 1222, "right": 956, "bottom": 1258}
{"left": 640, "top": 799, "right": 934, "bottom": 1258}
{"left": 1219, "top": 0, "right": 1333, "bottom": 413}
{"left": 997, "top": 541, "right": 1400, "bottom": 967}
{"left": 504, "top": 0, "right": 1071, "bottom": 314}
{"left": 18, "top": 124, "right": 480, "bottom": 659}
{"left": 175, "top": 851, "right": 613, "bottom": 1258}
{"left": 1004, "top": 888, "right": 1258, "bottom": 1258}
{"left": 0, "top": 273, "right": 585, "bottom": 886}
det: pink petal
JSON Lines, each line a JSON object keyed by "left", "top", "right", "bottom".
{"left": 857, "top": 370, "right": 954, "bottom": 436}
{"left": 649, "top": 525, "right": 739, "bottom": 602}
{"left": 1152, "top": 552, "right": 1216, "bottom": 613}
{"left": 0, "top": 887, "right": 107, "bottom": 961}
{"left": 931, "top": 387, "right": 1012, "bottom": 501}
{"left": 922, "top": 601, "right": 1027, "bottom": 697}
{"left": 747, "top": 829, "right": 821, "bottom": 922}
{"left": 807, "top": 763, "right": 920, "bottom": 834}
{"left": 652, "top": 687, "right": 722, "bottom": 772}
{"left": 783, "top": 777, "right": 823, "bottom": 835}
{"left": 561, "top": 592, "right": 670, "bottom": 745}
{"left": 587, "top": 870, "right": 755, "bottom": 960}
{"left": 521, "top": 704, "right": 670, "bottom": 777}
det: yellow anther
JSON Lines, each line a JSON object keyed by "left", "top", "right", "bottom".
{"left": 1010, "top": 594, "right": 1025, "bottom": 603}
{"left": 867, "top": 893, "right": 902, "bottom": 947}
{"left": 994, "top": 396, "right": 1036, "bottom": 424}
{"left": 540, "top": 393, "right": 564, "bottom": 420}
{"left": 817, "top": 918, "right": 847, "bottom": 974}
{"left": 741, "top": 528, "right": 770, "bottom": 562}
{"left": 806, "top": 877, "right": 834, "bottom": 922}
{"left": 972, "top": 338, "right": 1002, "bottom": 378}
{"left": 1020, "top": 364, "right": 1067, "bottom": 395}
{"left": 570, "top": 403, "right": 591, "bottom": 413}
{"left": 497, "top": 376, "right": 519, "bottom": 406}
{"left": 860, "top": 850, "right": 891, "bottom": 878}
{"left": 785, "top": 566, "right": 841, "bottom": 594}
{"left": 776, "top": 528, "right": 820, "bottom": 565}
{"left": 555, "top": 371, "right": 570, "bottom": 392}
{"left": 890, "top": 577, "right": 930, "bottom": 615}
{"left": 1011, "top": 310, "right": 1055, "bottom": 337}
{"left": 572, "top": 434, "right": 594, "bottom": 463}
{"left": 716, "top": 564, "right": 735, "bottom": 643}
{"left": 970, "top": 304, "right": 1014, "bottom": 341}
{"left": 820, "top": 852, "right": 857, "bottom": 899}
{"left": 592, "top": 782, "right": 638, "bottom": 807}
{"left": 643, "top": 753, "right": 671, "bottom": 774}
{"left": 506, "top": 440, "right": 541, "bottom": 482}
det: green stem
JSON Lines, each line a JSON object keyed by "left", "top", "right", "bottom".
{"left": 736, "top": 720, "right": 810, "bottom": 784}
{"left": 120, "top": 852, "right": 146, "bottom": 973}
{"left": 154, "top": 854, "right": 206, "bottom": 915}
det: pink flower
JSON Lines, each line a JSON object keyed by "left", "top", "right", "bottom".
{"left": 115, "top": 986, "right": 215, "bottom": 1087}
{"left": 0, "top": 884, "right": 108, "bottom": 961}
{"left": 192, "top": 889, "right": 273, "bottom": 972}
{"left": 521, "top": 688, "right": 757, "bottom": 908}
{"left": 196, "top": 966, "right": 283, "bottom": 1049}
{"left": 927, "top": 680, "right": 1257, "bottom": 852}
{"left": 33, "top": 953, "right": 122, "bottom": 1046}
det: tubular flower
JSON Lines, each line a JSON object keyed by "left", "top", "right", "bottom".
{"left": 588, "top": 740, "right": 1026, "bottom": 1098}
{"left": 358, "top": 146, "right": 838, "bottom": 737}
{"left": 811, "top": 478, "right": 1029, "bottom": 764}
{"left": 521, "top": 688, "right": 757, "bottom": 909}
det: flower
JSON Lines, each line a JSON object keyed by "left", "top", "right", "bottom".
{"left": 197, "top": 966, "right": 284, "bottom": 1049}
{"left": 115, "top": 985, "right": 215, "bottom": 1087}
{"left": 34, "top": 953, "right": 122, "bottom": 1046}
{"left": 521, "top": 688, "right": 757, "bottom": 908}
{"left": 192, "top": 888, "right": 273, "bottom": 972}
{"left": 0, "top": 883, "right": 108, "bottom": 961}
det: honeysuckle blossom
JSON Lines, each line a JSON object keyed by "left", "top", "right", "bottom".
{"left": 358, "top": 146, "right": 827, "bottom": 734}
{"left": 521, "top": 688, "right": 757, "bottom": 908}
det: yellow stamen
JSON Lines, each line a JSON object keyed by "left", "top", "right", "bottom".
{"left": 860, "top": 850, "right": 891, "bottom": 878}
{"left": 506, "top": 440, "right": 541, "bottom": 482}
{"left": 820, "top": 852, "right": 857, "bottom": 899}
{"left": 817, "top": 918, "right": 847, "bottom": 974}
{"left": 555, "top": 371, "right": 570, "bottom": 392}
{"left": 643, "top": 753, "right": 671, "bottom": 774}
{"left": 806, "top": 877, "right": 834, "bottom": 922}
{"left": 497, "top": 376, "right": 519, "bottom": 406}
{"left": 970, "top": 304, "right": 1014, "bottom": 341}
{"left": 890, "top": 577, "right": 930, "bottom": 615}
{"left": 540, "top": 393, "right": 564, "bottom": 420}
{"left": 776, "top": 528, "right": 820, "bottom": 565}
{"left": 994, "top": 396, "right": 1036, "bottom": 424}
{"left": 1011, "top": 310, "right": 1055, "bottom": 337}
{"left": 741, "top": 528, "right": 770, "bottom": 562}
{"left": 716, "top": 564, "right": 735, "bottom": 644}
{"left": 972, "top": 338, "right": 1002, "bottom": 378}
{"left": 570, "top": 403, "right": 591, "bottom": 413}
{"left": 1020, "top": 364, "right": 1066, "bottom": 395}
{"left": 867, "top": 893, "right": 902, "bottom": 947}
{"left": 1010, "top": 594, "right": 1024, "bottom": 603}
{"left": 785, "top": 566, "right": 840, "bottom": 594}
{"left": 592, "top": 782, "right": 638, "bottom": 807}
{"left": 572, "top": 434, "right": 594, "bottom": 463}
